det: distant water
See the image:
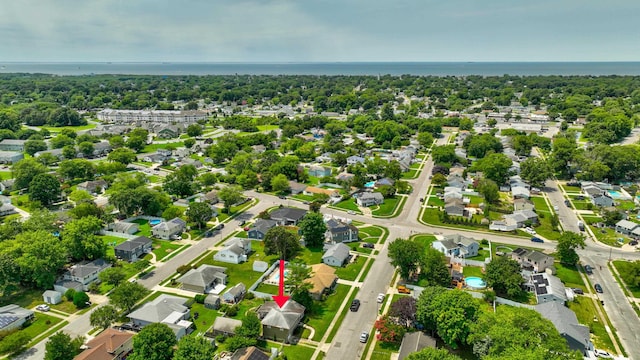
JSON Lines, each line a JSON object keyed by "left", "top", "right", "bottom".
{"left": 1, "top": 62, "right": 640, "bottom": 76}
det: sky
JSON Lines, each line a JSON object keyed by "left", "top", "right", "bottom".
{"left": 2, "top": 0, "right": 640, "bottom": 62}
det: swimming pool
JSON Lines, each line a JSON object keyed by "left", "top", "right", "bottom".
{"left": 272, "top": 270, "right": 291, "bottom": 283}
{"left": 465, "top": 277, "right": 486, "bottom": 290}
{"left": 608, "top": 190, "right": 623, "bottom": 199}
{"left": 364, "top": 181, "right": 376, "bottom": 188}
{"left": 149, "top": 219, "right": 162, "bottom": 225}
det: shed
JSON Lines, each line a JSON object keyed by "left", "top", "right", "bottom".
{"left": 42, "top": 290, "right": 62, "bottom": 305}
{"left": 204, "top": 294, "right": 221, "bottom": 310}
{"left": 253, "top": 261, "right": 269, "bottom": 273}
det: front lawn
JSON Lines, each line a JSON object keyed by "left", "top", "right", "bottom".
{"left": 466, "top": 248, "right": 490, "bottom": 261}
{"left": 332, "top": 198, "right": 362, "bottom": 214}
{"left": 359, "top": 226, "right": 383, "bottom": 238}
{"left": 554, "top": 262, "right": 586, "bottom": 291}
{"left": 195, "top": 255, "right": 268, "bottom": 289}
{"left": 141, "top": 142, "right": 185, "bottom": 153}
{"left": 401, "top": 169, "right": 418, "bottom": 179}
{"left": 151, "top": 240, "right": 184, "bottom": 261}
{"left": 335, "top": 256, "right": 366, "bottom": 281}
{"left": 371, "top": 196, "right": 405, "bottom": 217}
{"left": 589, "top": 226, "right": 627, "bottom": 247}
{"left": 561, "top": 185, "right": 582, "bottom": 193}
{"left": 411, "top": 234, "right": 437, "bottom": 248}
{"left": 568, "top": 296, "right": 615, "bottom": 353}
{"left": 307, "top": 284, "right": 350, "bottom": 341}
{"left": 612, "top": 260, "right": 640, "bottom": 298}
{"left": 101, "top": 235, "right": 129, "bottom": 258}
{"left": 19, "top": 314, "right": 63, "bottom": 344}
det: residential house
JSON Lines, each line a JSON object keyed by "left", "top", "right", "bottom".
{"left": 511, "top": 186, "right": 530, "bottom": 199}
{"left": 444, "top": 198, "right": 466, "bottom": 217}
{"left": 182, "top": 158, "right": 203, "bottom": 169}
{"left": 214, "top": 238, "right": 252, "bottom": 264}
{"left": 511, "top": 248, "right": 554, "bottom": 273}
{"left": 0, "top": 305, "right": 34, "bottom": 332}
{"left": 34, "top": 148, "right": 64, "bottom": 160}
{"left": 489, "top": 218, "right": 519, "bottom": 232}
{"left": 140, "top": 153, "right": 167, "bottom": 163}
{"left": 513, "top": 198, "right": 535, "bottom": 212}
{"left": 0, "top": 203, "right": 17, "bottom": 217}
{"left": 92, "top": 141, "right": 113, "bottom": 157}
{"left": 152, "top": 218, "right": 187, "bottom": 240}
{"left": 204, "top": 294, "right": 220, "bottom": 310}
{"left": 203, "top": 190, "right": 219, "bottom": 204}
{"left": 270, "top": 207, "right": 307, "bottom": 226}
{"left": 398, "top": 332, "right": 436, "bottom": 360}
{"left": 502, "top": 210, "right": 538, "bottom": 228}
{"left": 0, "top": 151, "right": 23, "bottom": 164}
{"left": 114, "top": 236, "right": 153, "bottom": 262}
{"left": 222, "top": 283, "right": 246, "bottom": 304}
{"left": 446, "top": 176, "right": 466, "bottom": 190}
{"left": 631, "top": 227, "right": 640, "bottom": 240}
{"left": 432, "top": 234, "right": 479, "bottom": 258}
{"left": 375, "top": 178, "right": 395, "bottom": 188}
{"left": 535, "top": 302, "right": 593, "bottom": 355}
{"left": 336, "top": 172, "right": 355, "bottom": 183}
{"left": 74, "top": 328, "right": 134, "bottom": 360}
{"left": 56, "top": 258, "right": 111, "bottom": 292}
{"left": 346, "top": 156, "right": 365, "bottom": 165}
{"left": 107, "top": 221, "right": 139, "bottom": 235}
{"left": 529, "top": 273, "right": 567, "bottom": 304}
{"left": 156, "top": 125, "right": 181, "bottom": 139}
{"left": 0, "top": 139, "right": 26, "bottom": 152}
{"left": 127, "top": 294, "right": 192, "bottom": 339}
{"left": 211, "top": 317, "right": 242, "bottom": 337}
{"left": 177, "top": 265, "right": 227, "bottom": 293}
{"left": 247, "top": 219, "right": 277, "bottom": 240}
{"left": 308, "top": 165, "right": 332, "bottom": 178}
{"left": 591, "top": 194, "right": 614, "bottom": 207}
{"left": 76, "top": 179, "right": 109, "bottom": 194}
{"left": 257, "top": 300, "right": 305, "bottom": 343}
{"left": 230, "top": 347, "right": 270, "bottom": 360}
{"left": 443, "top": 188, "right": 463, "bottom": 202}
{"left": 322, "top": 243, "right": 351, "bottom": 267}
{"left": 303, "top": 187, "right": 341, "bottom": 202}
{"left": 615, "top": 220, "right": 639, "bottom": 235}
{"left": 315, "top": 153, "right": 333, "bottom": 163}
{"left": 305, "top": 264, "right": 339, "bottom": 300}
{"left": 288, "top": 181, "right": 307, "bottom": 195}
{"left": 42, "top": 290, "right": 63, "bottom": 305}
{"left": 325, "top": 219, "right": 359, "bottom": 243}
{"left": 354, "top": 192, "right": 384, "bottom": 207}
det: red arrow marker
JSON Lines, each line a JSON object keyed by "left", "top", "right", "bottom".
{"left": 272, "top": 259, "right": 290, "bottom": 308}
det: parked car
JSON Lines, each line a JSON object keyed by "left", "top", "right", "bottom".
{"left": 397, "top": 285, "right": 411, "bottom": 294}
{"left": 215, "top": 224, "right": 224, "bottom": 230}
{"left": 553, "top": 205, "right": 559, "bottom": 212}
{"left": 359, "top": 331, "right": 369, "bottom": 343}
{"left": 572, "top": 288, "right": 584, "bottom": 295}
{"left": 244, "top": 226, "right": 251, "bottom": 231}
{"left": 630, "top": 240, "right": 638, "bottom": 246}
{"left": 564, "top": 199, "right": 571, "bottom": 207}
{"left": 594, "top": 283, "right": 603, "bottom": 293}
{"left": 524, "top": 227, "right": 536, "bottom": 235}
{"left": 530, "top": 237, "right": 544, "bottom": 243}
{"left": 377, "top": 293, "right": 385, "bottom": 303}
{"left": 347, "top": 210, "right": 356, "bottom": 215}
{"left": 575, "top": 195, "right": 585, "bottom": 200}
{"left": 584, "top": 265, "right": 593, "bottom": 275}
{"left": 419, "top": 198, "right": 424, "bottom": 202}
{"left": 362, "top": 242, "right": 375, "bottom": 249}
{"left": 278, "top": 195, "right": 287, "bottom": 199}
{"left": 350, "top": 299, "right": 361, "bottom": 312}
{"left": 594, "top": 349, "right": 612, "bottom": 358}
{"left": 35, "top": 304, "right": 50, "bottom": 312}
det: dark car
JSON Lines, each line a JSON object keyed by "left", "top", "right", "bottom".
{"left": 278, "top": 195, "right": 287, "bottom": 199}
{"left": 350, "top": 299, "right": 361, "bottom": 312}
{"left": 362, "top": 243, "right": 375, "bottom": 249}
{"left": 530, "top": 237, "right": 544, "bottom": 243}
{"left": 594, "top": 283, "right": 603, "bottom": 293}
{"left": 630, "top": 240, "right": 638, "bottom": 246}
{"left": 572, "top": 288, "right": 584, "bottom": 295}
{"left": 564, "top": 199, "right": 571, "bottom": 207}
{"left": 215, "top": 224, "right": 225, "bottom": 230}
{"left": 584, "top": 265, "right": 593, "bottom": 275}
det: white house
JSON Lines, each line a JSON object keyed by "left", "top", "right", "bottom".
{"left": 127, "top": 294, "right": 192, "bottom": 339}
{"left": 322, "top": 243, "right": 351, "bottom": 267}
{"left": 354, "top": 192, "right": 384, "bottom": 207}
{"left": 213, "top": 238, "right": 252, "bottom": 264}
{"left": 431, "top": 234, "right": 479, "bottom": 258}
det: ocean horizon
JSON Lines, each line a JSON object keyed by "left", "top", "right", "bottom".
{"left": 1, "top": 62, "right": 640, "bottom": 76}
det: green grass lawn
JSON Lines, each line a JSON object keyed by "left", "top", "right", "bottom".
{"left": 254, "top": 283, "right": 279, "bottom": 295}
{"left": 572, "top": 201, "right": 593, "bottom": 211}
{"left": 347, "top": 242, "right": 373, "bottom": 254}
{"left": 100, "top": 235, "right": 129, "bottom": 258}
{"left": 292, "top": 194, "right": 316, "bottom": 202}
{"left": 257, "top": 124, "right": 280, "bottom": 132}
{"left": 335, "top": 256, "right": 366, "bottom": 281}
{"left": 426, "top": 196, "right": 445, "bottom": 207}
{"left": 462, "top": 266, "right": 484, "bottom": 278}
{"left": 612, "top": 260, "right": 640, "bottom": 297}
{"left": 561, "top": 185, "right": 582, "bottom": 193}
{"left": 401, "top": 169, "right": 418, "bottom": 179}
{"left": 617, "top": 200, "right": 636, "bottom": 211}
{"left": 141, "top": 142, "right": 185, "bottom": 153}
{"left": 490, "top": 242, "right": 543, "bottom": 258}
{"left": 555, "top": 262, "right": 586, "bottom": 291}
{"left": 582, "top": 215, "right": 602, "bottom": 224}
{"left": 132, "top": 219, "right": 152, "bottom": 237}
{"left": 190, "top": 303, "right": 220, "bottom": 333}
{"left": 359, "top": 226, "right": 383, "bottom": 238}
{"left": 371, "top": 339, "right": 401, "bottom": 360}
{"left": 411, "top": 234, "right": 437, "bottom": 248}
{"left": 21, "top": 314, "right": 63, "bottom": 342}
{"left": 307, "top": 284, "right": 350, "bottom": 341}
{"left": 371, "top": 196, "right": 405, "bottom": 217}
{"left": 568, "top": 296, "right": 615, "bottom": 353}
{"left": 333, "top": 198, "right": 362, "bottom": 214}
{"left": 36, "top": 123, "right": 97, "bottom": 132}
{"left": 0, "top": 171, "right": 12, "bottom": 180}
{"left": 589, "top": 226, "right": 627, "bottom": 247}
{"left": 467, "top": 248, "right": 490, "bottom": 261}
{"left": 151, "top": 240, "right": 184, "bottom": 261}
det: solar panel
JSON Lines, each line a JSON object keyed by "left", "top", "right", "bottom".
{"left": 0, "top": 316, "right": 19, "bottom": 329}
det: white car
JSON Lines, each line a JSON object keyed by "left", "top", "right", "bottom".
{"left": 377, "top": 293, "right": 385, "bottom": 303}
{"left": 594, "top": 349, "right": 612, "bottom": 358}
{"left": 524, "top": 227, "right": 536, "bottom": 235}
{"left": 36, "top": 304, "right": 50, "bottom": 312}
{"left": 348, "top": 210, "right": 356, "bottom": 215}
{"left": 359, "top": 331, "right": 369, "bottom": 343}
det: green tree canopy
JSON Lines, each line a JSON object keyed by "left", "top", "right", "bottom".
{"left": 484, "top": 256, "right": 526, "bottom": 300}
{"left": 128, "top": 323, "right": 176, "bottom": 360}
{"left": 298, "top": 212, "right": 327, "bottom": 248}
{"left": 29, "top": 173, "right": 61, "bottom": 206}
{"left": 173, "top": 334, "right": 216, "bottom": 360}
{"left": 556, "top": 231, "right": 586, "bottom": 266}
{"left": 89, "top": 304, "right": 119, "bottom": 330}
{"left": 388, "top": 238, "right": 425, "bottom": 280}
{"left": 44, "top": 331, "right": 84, "bottom": 360}
{"left": 264, "top": 226, "right": 300, "bottom": 260}
{"left": 186, "top": 202, "right": 213, "bottom": 230}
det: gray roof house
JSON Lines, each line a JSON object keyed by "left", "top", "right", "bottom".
{"left": 535, "top": 302, "right": 592, "bottom": 355}
{"left": 308, "top": 165, "right": 332, "bottom": 178}
{"left": 346, "top": 156, "right": 365, "bottom": 165}
{"left": 222, "top": 283, "right": 246, "bottom": 304}
{"left": 0, "top": 203, "right": 17, "bottom": 217}
{"left": 114, "top": 236, "right": 153, "bottom": 262}
{"left": 325, "top": 219, "right": 359, "bottom": 243}
{"left": 591, "top": 194, "right": 614, "bottom": 207}
{"left": 107, "top": 221, "right": 139, "bottom": 235}
{"left": 530, "top": 273, "right": 567, "bottom": 304}
{"left": 511, "top": 247, "right": 554, "bottom": 273}
{"left": 257, "top": 300, "right": 305, "bottom": 343}
{"left": 444, "top": 198, "right": 466, "bottom": 217}
{"left": 432, "top": 234, "right": 479, "bottom": 258}
{"left": 631, "top": 227, "right": 640, "bottom": 240}
{"left": 0, "top": 139, "right": 26, "bottom": 152}
{"left": 127, "top": 294, "right": 192, "bottom": 339}
{"left": 77, "top": 180, "right": 108, "bottom": 194}
{"left": 230, "top": 347, "right": 270, "bottom": 360}
{"left": 57, "top": 258, "right": 111, "bottom": 292}
{"left": 0, "top": 151, "right": 23, "bottom": 164}
{"left": 513, "top": 198, "right": 535, "bottom": 212}
{"left": 177, "top": 265, "right": 227, "bottom": 293}
{"left": 0, "top": 305, "right": 34, "bottom": 332}
{"left": 615, "top": 219, "right": 639, "bottom": 235}
{"left": 270, "top": 207, "right": 308, "bottom": 226}
{"left": 511, "top": 186, "right": 530, "bottom": 199}
{"left": 211, "top": 317, "right": 242, "bottom": 337}
{"left": 152, "top": 218, "right": 187, "bottom": 240}
{"left": 355, "top": 192, "right": 384, "bottom": 207}
{"left": 204, "top": 294, "right": 221, "bottom": 310}
{"left": 288, "top": 181, "right": 308, "bottom": 195}
{"left": 214, "top": 238, "right": 252, "bottom": 264}
{"left": 247, "top": 219, "right": 278, "bottom": 240}
{"left": 322, "top": 243, "right": 351, "bottom": 267}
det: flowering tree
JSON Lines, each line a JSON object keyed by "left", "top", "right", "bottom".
{"left": 374, "top": 315, "right": 406, "bottom": 344}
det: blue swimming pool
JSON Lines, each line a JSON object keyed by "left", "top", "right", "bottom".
{"left": 365, "top": 181, "right": 375, "bottom": 188}
{"left": 608, "top": 190, "right": 623, "bottom": 199}
{"left": 149, "top": 219, "right": 161, "bottom": 225}
{"left": 466, "top": 277, "right": 486, "bottom": 290}
{"left": 272, "top": 270, "right": 290, "bottom": 283}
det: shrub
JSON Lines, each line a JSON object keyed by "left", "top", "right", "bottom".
{"left": 215, "top": 334, "right": 226, "bottom": 343}
{"left": 64, "top": 289, "right": 76, "bottom": 302}
{"left": 480, "top": 239, "right": 489, "bottom": 245}
{"left": 244, "top": 292, "right": 255, "bottom": 300}
{"left": 225, "top": 305, "right": 238, "bottom": 317}
{"left": 194, "top": 294, "right": 207, "bottom": 304}
{"left": 73, "top": 291, "right": 90, "bottom": 309}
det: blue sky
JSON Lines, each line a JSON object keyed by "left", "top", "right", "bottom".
{"left": 2, "top": 0, "right": 639, "bottom": 62}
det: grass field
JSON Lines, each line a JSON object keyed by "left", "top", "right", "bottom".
{"left": 151, "top": 240, "right": 184, "bottom": 261}
{"left": 568, "top": 296, "right": 615, "bottom": 353}
{"left": 36, "top": 123, "right": 97, "bottom": 132}
{"left": 132, "top": 219, "right": 153, "bottom": 237}
{"left": 257, "top": 125, "right": 280, "bottom": 132}
{"left": 0, "top": 171, "right": 12, "bottom": 180}
{"left": 555, "top": 262, "right": 586, "bottom": 291}
{"left": 589, "top": 225, "right": 627, "bottom": 247}
{"left": 189, "top": 302, "right": 220, "bottom": 332}
{"left": 307, "top": 284, "right": 350, "bottom": 341}
{"left": 371, "top": 196, "right": 405, "bottom": 217}
{"left": 411, "top": 234, "right": 437, "bottom": 248}
{"left": 335, "top": 255, "right": 366, "bottom": 281}
{"left": 612, "top": 260, "right": 640, "bottom": 297}
{"left": 333, "top": 198, "right": 362, "bottom": 214}
{"left": 141, "top": 142, "right": 185, "bottom": 153}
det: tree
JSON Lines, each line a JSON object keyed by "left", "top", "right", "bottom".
{"left": 406, "top": 348, "right": 461, "bottom": 360}
{"left": 389, "top": 296, "right": 417, "bottom": 328}
{"left": 431, "top": 173, "right": 447, "bottom": 186}
{"left": 162, "top": 206, "right": 184, "bottom": 220}
{"left": 556, "top": 231, "right": 586, "bottom": 266}
{"left": 109, "top": 282, "right": 150, "bottom": 312}
{"left": 37, "top": 152, "right": 59, "bottom": 166}
{"left": 374, "top": 315, "right": 406, "bottom": 343}
{"left": 520, "top": 157, "right": 552, "bottom": 188}
{"left": 471, "top": 153, "right": 512, "bottom": 184}
{"left": 271, "top": 173, "right": 290, "bottom": 193}
{"left": 186, "top": 124, "right": 203, "bottom": 137}
{"left": 484, "top": 256, "right": 526, "bottom": 299}
{"left": 235, "top": 311, "right": 262, "bottom": 338}
{"left": 388, "top": 238, "right": 425, "bottom": 280}
{"left": 51, "top": 134, "right": 76, "bottom": 149}
{"left": 62, "top": 216, "right": 105, "bottom": 261}
{"left": 24, "top": 139, "right": 48, "bottom": 156}
{"left": 417, "top": 132, "right": 434, "bottom": 148}
{"left": 225, "top": 336, "right": 257, "bottom": 352}
{"left": 29, "top": 173, "right": 61, "bottom": 206}
{"left": 284, "top": 261, "right": 313, "bottom": 305}
{"left": 12, "top": 158, "right": 47, "bottom": 189}
{"left": 421, "top": 289, "right": 479, "bottom": 348}
{"left": 68, "top": 189, "right": 92, "bottom": 203}
{"left": 128, "top": 323, "right": 176, "bottom": 360}
{"left": 163, "top": 172, "right": 195, "bottom": 197}
{"left": 477, "top": 178, "right": 499, "bottom": 205}
{"left": 298, "top": 212, "right": 327, "bottom": 248}
{"left": 69, "top": 202, "right": 105, "bottom": 220}
{"left": 44, "top": 331, "right": 84, "bottom": 360}
{"left": 58, "top": 159, "right": 96, "bottom": 181}
{"left": 377, "top": 185, "right": 397, "bottom": 198}
{"left": 174, "top": 334, "right": 216, "bottom": 360}
{"left": 0, "top": 331, "right": 30, "bottom": 356}
{"left": 62, "top": 145, "right": 77, "bottom": 159}
{"left": 186, "top": 202, "right": 213, "bottom": 230}
{"left": 78, "top": 141, "right": 95, "bottom": 157}
{"left": 73, "top": 291, "right": 90, "bottom": 308}
{"left": 184, "top": 138, "right": 196, "bottom": 149}
{"left": 264, "top": 226, "right": 300, "bottom": 260}
{"left": 468, "top": 306, "right": 581, "bottom": 359}
{"left": 385, "top": 161, "right": 403, "bottom": 180}
{"left": 422, "top": 248, "right": 451, "bottom": 287}
{"left": 98, "top": 267, "right": 126, "bottom": 286}
{"left": 218, "top": 185, "right": 243, "bottom": 212}
{"left": 431, "top": 145, "right": 457, "bottom": 165}
{"left": 89, "top": 304, "right": 119, "bottom": 330}
{"left": 107, "top": 148, "right": 137, "bottom": 164}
